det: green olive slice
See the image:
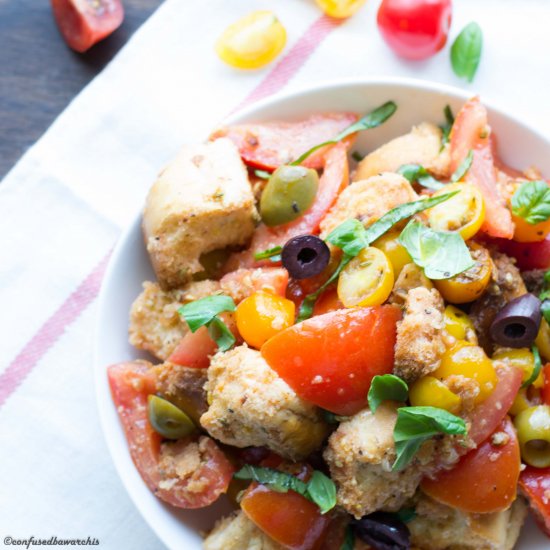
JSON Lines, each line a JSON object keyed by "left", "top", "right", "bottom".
{"left": 148, "top": 395, "right": 196, "bottom": 440}
{"left": 260, "top": 165, "right": 319, "bottom": 226}
{"left": 513, "top": 405, "right": 550, "bottom": 468}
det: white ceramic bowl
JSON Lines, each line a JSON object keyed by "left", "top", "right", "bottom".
{"left": 95, "top": 78, "right": 550, "bottom": 550}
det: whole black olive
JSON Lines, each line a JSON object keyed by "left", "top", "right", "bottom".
{"left": 352, "top": 512, "right": 411, "bottom": 550}
{"left": 281, "top": 235, "right": 330, "bottom": 280}
{"left": 490, "top": 293, "right": 542, "bottom": 348}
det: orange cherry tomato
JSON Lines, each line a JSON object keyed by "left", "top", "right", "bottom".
{"left": 261, "top": 306, "right": 401, "bottom": 415}
{"left": 241, "top": 483, "right": 329, "bottom": 550}
{"left": 236, "top": 291, "right": 295, "bottom": 349}
{"left": 519, "top": 466, "right": 550, "bottom": 537}
{"left": 421, "top": 417, "right": 520, "bottom": 514}
{"left": 513, "top": 212, "right": 550, "bottom": 243}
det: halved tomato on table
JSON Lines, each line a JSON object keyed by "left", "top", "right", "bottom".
{"left": 107, "top": 362, "right": 234, "bottom": 507}
{"left": 421, "top": 417, "right": 521, "bottom": 514}
{"left": 261, "top": 306, "right": 401, "bottom": 415}
{"left": 519, "top": 466, "right": 550, "bottom": 537}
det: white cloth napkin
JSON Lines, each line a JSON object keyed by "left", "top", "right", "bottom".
{"left": 1, "top": 0, "right": 549, "bottom": 547}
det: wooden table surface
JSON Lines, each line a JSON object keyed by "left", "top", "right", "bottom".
{"left": 0, "top": 0, "right": 162, "bottom": 179}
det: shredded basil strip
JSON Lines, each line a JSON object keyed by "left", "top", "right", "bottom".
{"left": 522, "top": 346, "right": 543, "bottom": 389}
{"left": 441, "top": 105, "right": 455, "bottom": 146}
{"left": 511, "top": 180, "right": 550, "bottom": 225}
{"left": 207, "top": 316, "right": 236, "bottom": 352}
{"left": 234, "top": 465, "right": 337, "bottom": 514}
{"left": 397, "top": 164, "right": 445, "bottom": 190}
{"left": 392, "top": 407, "right": 467, "bottom": 471}
{"left": 368, "top": 374, "right": 409, "bottom": 412}
{"left": 291, "top": 101, "right": 397, "bottom": 166}
{"left": 254, "top": 169, "right": 272, "bottom": 179}
{"left": 450, "top": 22, "right": 483, "bottom": 82}
{"left": 541, "top": 299, "right": 550, "bottom": 325}
{"left": 254, "top": 245, "right": 283, "bottom": 261}
{"left": 450, "top": 150, "right": 474, "bottom": 183}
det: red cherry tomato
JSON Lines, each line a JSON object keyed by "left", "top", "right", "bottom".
{"left": 241, "top": 483, "right": 329, "bottom": 550}
{"left": 51, "top": 0, "right": 124, "bottom": 53}
{"left": 211, "top": 113, "right": 357, "bottom": 171}
{"left": 377, "top": 0, "right": 452, "bottom": 60}
{"left": 492, "top": 234, "right": 550, "bottom": 270}
{"left": 421, "top": 417, "right": 520, "bottom": 514}
{"left": 261, "top": 306, "right": 401, "bottom": 415}
{"left": 519, "top": 466, "right": 550, "bottom": 537}
{"left": 107, "top": 362, "right": 234, "bottom": 508}
{"left": 543, "top": 364, "right": 550, "bottom": 405}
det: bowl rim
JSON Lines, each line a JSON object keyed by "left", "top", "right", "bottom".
{"left": 93, "top": 76, "right": 549, "bottom": 549}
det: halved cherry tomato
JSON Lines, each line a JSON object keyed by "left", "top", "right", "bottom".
{"left": 51, "top": 0, "right": 124, "bottom": 53}
{"left": 241, "top": 483, "right": 329, "bottom": 550}
{"left": 372, "top": 230, "right": 412, "bottom": 277}
{"left": 377, "top": 0, "right": 452, "bottom": 60}
{"left": 107, "top": 362, "right": 234, "bottom": 508}
{"left": 313, "top": 287, "right": 344, "bottom": 316}
{"left": 513, "top": 210, "right": 550, "bottom": 243}
{"left": 450, "top": 97, "right": 514, "bottom": 239}
{"left": 211, "top": 113, "right": 357, "bottom": 171}
{"left": 261, "top": 306, "right": 401, "bottom": 415}
{"left": 421, "top": 417, "right": 520, "bottom": 514}
{"left": 519, "top": 466, "right": 550, "bottom": 537}
{"left": 492, "top": 234, "right": 550, "bottom": 270}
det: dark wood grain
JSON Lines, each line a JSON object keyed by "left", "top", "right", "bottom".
{"left": 0, "top": 0, "right": 163, "bottom": 179}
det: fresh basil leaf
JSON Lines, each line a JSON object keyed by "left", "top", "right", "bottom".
{"left": 541, "top": 300, "right": 550, "bottom": 325}
{"left": 326, "top": 219, "right": 370, "bottom": 257}
{"left": 397, "top": 164, "right": 445, "bottom": 190}
{"left": 450, "top": 150, "right": 474, "bottom": 183}
{"left": 511, "top": 181, "right": 550, "bottom": 225}
{"left": 451, "top": 22, "right": 483, "bottom": 82}
{"left": 440, "top": 105, "right": 455, "bottom": 146}
{"left": 254, "top": 169, "right": 271, "bottom": 179}
{"left": 522, "top": 346, "right": 543, "bottom": 389}
{"left": 178, "top": 295, "right": 236, "bottom": 332}
{"left": 544, "top": 270, "right": 550, "bottom": 287}
{"left": 396, "top": 508, "right": 417, "bottom": 523}
{"left": 306, "top": 470, "right": 337, "bottom": 514}
{"left": 291, "top": 102, "right": 397, "bottom": 166}
{"left": 392, "top": 406, "right": 467, "bottom": 471}
{"left": 254, "top": 245, "right": 283, "bottom": 261}
{"left": 398, "top": 221, "right": 474, "bottom": 280}
{"left": 352, "top": 151, "right": 365, "bottom": 162}
{"left": 368, "top": 374, "right": 409, "bottom": 412}
{"left": 340, "top": 526, "right": 355, "bottom": 550}
{"left": 207, "top": 316, "right": 236, "bottom": 352}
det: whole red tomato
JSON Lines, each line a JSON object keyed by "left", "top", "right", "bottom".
{"left": 377, "top": 0, "right": 452, "bottom": 60}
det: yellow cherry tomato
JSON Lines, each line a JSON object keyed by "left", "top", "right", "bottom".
{"left": 409, "top": 376, "right": 462, "bottom": 414}
{"left": 216, "top": 11, "right": 287, "bottom": 70}
{"left": 337, "top": 247, "right": 394, "bottom": 308}
{"left": 434, "top": 243, "right": 492, "bottom": 304}
{"left": 535, "top": 319, "right": 550, "bottom": 362}
{"left": 434, "top": 342, "right": 498, "bottom": 405}
{"left": 427, "top": 182, "right": 485, "bottom": 241}
{"left": 443, "top": 305, "right": 478, "bottom": 344}
{"left": 509, "top": 388, "right": 533, "bottom": 417}
{"left": 512, "top": 213, "right": 550, "bottom": 243}
{"left": 493, "top": 348, "right": 539, "bottom": 387}
{"left": 235, "top": 291, "right": 295, "bottom": 349}
{"left": 314, "top": 0, "right": 368, "bottom": 18}
{"left": 372, "top": 230, "right": 412, "bottom": 277}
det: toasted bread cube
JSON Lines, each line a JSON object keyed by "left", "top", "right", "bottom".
{"left": 143, "top": 138, "right": 257, "bottom": 289}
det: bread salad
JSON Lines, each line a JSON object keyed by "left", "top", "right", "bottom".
{"left": 107, "top": 96, "right": 550, "bottom": 550}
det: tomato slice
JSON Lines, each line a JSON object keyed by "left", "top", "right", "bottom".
{"left": 107, "top": 362, "right": 234, "bottom": 507}
{"left": 51, "top": 0, "right": 124, "bottom": 53}
{"left": 450, "top": 97, "right": 514, "bottom": 239}
{"left": 543, "top": 364, "right": 550, "bottom": 406}
{"left": 468, "top": 364, "right": 523, "bottom": 446}
{"left": 492, "top": 234, "right": 550, "bottom": 270}
{"left": 211, "top": 113, "right": 357, "bottom": 171}
{"left": 261, "top": 306, "right": 401, "bottom": 415}
{"left": 421, "top": 417, "right": 520, "bottom": 514}
{"left": 519, "top": 466, "right": 550, "bottom": 537}
{"left": 241, "top": 483, "right": 329, "bottom": 550}
{"left": 220, "top": 267, "right": 289, "bottom": 298}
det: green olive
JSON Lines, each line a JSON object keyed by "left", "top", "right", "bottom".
{"left": 148, "top": 395, "right": 196, "bottom": 439}
{"left": 260, "top": 165, "right": 319, "bottom": 226}
{"left": 513, "top": 405, "right": 550, "bottom": 468}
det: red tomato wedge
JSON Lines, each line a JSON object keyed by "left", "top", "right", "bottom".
{"left": 492, "top": 235, "right": 550, "bottom": 270}
{"left": 422, "top": 417, "right": 520, "bottom": 514}
{"left": 468, "top": 365, "right": 523, "bottom": 446}
{"left": 543, "top": 364, "right": 550, "bottom": 405}
{"left": 227, "top": 143, "right": 349, "bottom": 271}
{"left": 51, "top": 0, "right": 124, "bottom": 53}
{"left": 450, "top": 97, "right": 514, "bottom": 239}
{"left": 519, "top": 466, "right": 550, "bottom": 537}
{"left": 261, "top": 306, "right": 401, "bottom": 415}
{"left": 211, "top": 113, "right": 357, "bottom": 171}
{"left": 220, "top": 267, "right": 289, "bottom": 298}
{"left": 107, "top": 362, "right": 233, "bottom": 507}
{"left": 241, "top": 483, "right": 329, "bottom": 550}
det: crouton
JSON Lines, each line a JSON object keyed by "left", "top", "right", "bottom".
{"left": 389, "top": 263, "right": 434, "bottom": 306}
{"left": 354, "top": 123, "right": 450, "bottom": 182}
{"left": 470, "top": 251, "right": 527, "bottom": 353}
{"left": 203, "top": 511, "right": 284, "bottom": 550}
{"left": 129, "top": 280, "right": 221, "bottom": 361}
{"left": 394, "top": 287, "right": 446, "bottom": 383}
{"left": 408, "top": 492, "right": 527, "bottom": 550}
{"left": 201, "top": 346, "right": 329, "bottom": 461}
{"left": 151, "top": 361, "right": 208, "bottom": 425}
{"left": 324, "top": 404, "right": 431, "bottom": 518}
{"left": 319, "top": 173, "right": 418, "bottom": 237}
{"left": 143, "top": 138, "right": 258, "bottom": 289}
